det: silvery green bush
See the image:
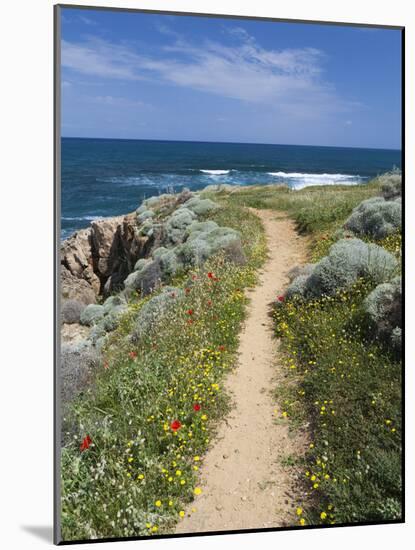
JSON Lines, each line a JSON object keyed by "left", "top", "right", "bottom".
{"left": 61, "top": 340, "right": 101, "bottom": 404}
{"left": 165, "top": 208, "right": 196, "bottom": 244}
{"left": 61, "top": 299, "right": 85, "bottom": 324}
{"left": 102, "top": 294, "right": 126, "bottom": 314}
{"left": 364, "top": 276, "right": 401, "bottom": 349}
{"left": 182, "top": 197, "right": 219, "bottom": 216}
{"left": 80, "top": 304, "right": 106, "bottom": 326}
{"left": 137, "top": 209, "right": 154, "bottom": 224}
{"left": 378, "top": 170, "right": 402, "bottom": 200}
{"left": 131, "top": 287, "right": 184, "bottom": 343}
{"left": 287, "top": 239, "right": 398, "bottom": 299}
{"left": 344, "top": 197, "right": 401, "bottom": 239}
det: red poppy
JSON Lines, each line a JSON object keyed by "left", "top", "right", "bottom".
{"left": 80, "top": 435, "right": 92, "bottom": 452}
{"left": 193, "top": 403, "right": 201, "bottom": 412}
{"left": 192, "top": 275, "right": 198, "bottom": 280}
{"left": 103, "top": 361, "right": 109, "bottom": 370}
{"left": 170, "top": 420, "right": 182, "bottom": 431}
{"left": 207, "top": 272, "right": 214, "bottom": 279}
{"left": 207, "top": 300, "right": 212, "bottom": 307}
{"left": 213, "top": 277, "right": 220, "bottom": 282}
{"left": 187, "top": 319, "right": 193, "bottom": 325}
{"left": 277, "top": 295, "right": 285, "bottom": 302}
{"left": 171, "top": 292, "right": 176, "bottom": 298}
{"left": 218, "top": 345, "right": 226, "bottom": 352}
{"left": 129, "top": 351, "right": 137, "bottom": 359}
{"left": 187, "top": 309, "right": 194, "bottom": 315}
{"left": 185, "top": 288, "right": 191, "bottom": 294}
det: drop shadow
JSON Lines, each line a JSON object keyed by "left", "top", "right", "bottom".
{"left": 21, "top": 525, "right": 53, "bottom": 543}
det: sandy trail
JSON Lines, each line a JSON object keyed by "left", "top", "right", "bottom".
{"left": 175, "top": 209, "right": 309, "bottom": 534}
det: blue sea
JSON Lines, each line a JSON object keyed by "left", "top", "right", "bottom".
{"left": 61, "top": 138, "right": 401, "bottom": 240}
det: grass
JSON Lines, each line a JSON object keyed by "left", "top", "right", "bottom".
{"left": 61, "top": 177, "right": 402, "bottom": 537}
{"left": 242, "top": 177, "right": 403, "bottom": 527}
{"left": 60, "top": 204, "right": 266, "bottom": 541}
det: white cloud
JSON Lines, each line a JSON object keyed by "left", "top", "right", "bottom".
{"left": 61, "top": 29, "right": 359, "bottom": 116}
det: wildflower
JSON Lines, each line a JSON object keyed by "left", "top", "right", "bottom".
{"left": 194, "top": 487, "right": 202, "bottom": 495}
{"left": 103, "top": 361, "right": 109, "bottom": 369}
{"left": 277, "top": 295, "right": 285, "bottom": 302}
{"left": 155, "top": 500, "right": 162, "bottom": 507}
{"left": 299, "top": 518, "right": 306, "bottom": 526}
{"left": 137, "top": 474, "right": 144, "bottom": 480}
{"left": 168, "top": 500, "right": 173, "bottom": 506}
{"left": 80, "top": 435, "right": 92, "bottom": 452}
{"left": 179, "top": 511, "right": 185, "bottom": 518}
{"left": 185, "top": 288, "right": 191, "bottom": 294}
{"left": 146, "top": 522, "right": 151, "bottom": 529}
{"left": 193, "top": 403, "right": 201, "bottom": 412}
{"left": 296, "top": 507, "right": 303, "bottom": 516}
{"left": 170, "top": 420, "right": 182, "bottom": 431}
{"left": 151, "top": 526, "right": 158, "bottom": 533}
{"left": 313, "top": 483, "right": 319, "bottom": 489}
{"left": 180, "top": 479, "right": 186, "bottom": 485}
{"left": 187, "top": 309, "right": 194, "bottom": 316}
{"left": 320, "top": 511, "right": 327, "bottom": 520}
{"left": 194, "top": 456, "right": 200, "bottom": 462}
{"left": 218, "top": 345, "right": 226, "bottom": 352}
{"left": 129, "top": 351, "right": 137, "bottom": 359}
{"left": 207, "top": 272, "right": 214, "bottom": 279}
{"left": 207, "top": 300, "right": 212, "bottom": 306}
{"left": 175, "top": 470, "right": 182, "bottom": 476}
{"left": 201, "top": 414, "right": 208, "bottom": 421}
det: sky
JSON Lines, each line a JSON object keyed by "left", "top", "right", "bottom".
{"left": 60, "top": 7, "right": 402, "bottom": 149}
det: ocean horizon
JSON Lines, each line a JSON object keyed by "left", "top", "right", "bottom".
{"left": 61, "top": 137, "right": 402, "bottom": 240}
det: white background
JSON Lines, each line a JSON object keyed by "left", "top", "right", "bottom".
{"left": 0, "top": 0, "right": 412, "bottom": 548}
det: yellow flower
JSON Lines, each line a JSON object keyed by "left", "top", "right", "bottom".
{"left": 176, "top": 470, "right": 182, "bottom": 476}
{"left": 179, "top": 510, "right": 185, "bottom": 518}
{"left": 127, "top": 457, "right": 134, "bottom": 463}
{"left": 320, "top": 512, "right": 327, "bottom": 520}
{"left": 151, "top": 526, "right": 158, "bottom": 533}
{"left": 296, "top": 507, "right": 303, "bottom": 516}
{"left": 137, "top": 474, "right": 144, "bottom": 480}
{"left": 310, "top": 475, "right": 316, "bottom": 481}
{"left": 194, "top": 456, "right": 200, "bottom": 462}
{"left": 201, "top": 414, "right": 208, "bottom": 421}
{"left": 309, "top": 443, "right": 314, "bottom": 449}
{"left": 313, "top": 483, "right": 319, "bottom": 489}
{"left": 155, "top": 500, "right": 162, "bottom": 507}
{"left": 146, "top": 522, "right": 151, "bottom": 529}
{"left": 168, "top": 500, "right": 173, "bottom": 506}
{"left": 282, "top": 411, "right": 288, "bottom": 418}
{"left": 194, "top": 487, "right": 202, "bottom": 495}
{"left": 299, "top": 518, "right": 306, "bottom": 526}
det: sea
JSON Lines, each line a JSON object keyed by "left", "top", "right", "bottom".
{"left": 61, "top": 138, "right": 401, "bottom": 240}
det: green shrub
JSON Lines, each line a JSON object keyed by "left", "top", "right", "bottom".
{"left": 80, "top": 304, "right": 106, "bottom": 326}
{"left": 379, "top": 170, "right": 402, "bottom": 200}
{"left": 344, "top": 197, "right": 401, "bottom": 239}
{"left": 62, "top": 300, "right": 85, "bottom": 324}
{"left": 165, "top": 208, "right": 196, "bottom": 244}
{"left": 287, "top": 239, "right": 398, "bottom": 299}
{"left": 364, "top": 276, "right": 401, "bottom": 348}
{"left": 182, "top": 197, "right": 219, "bottom": 216}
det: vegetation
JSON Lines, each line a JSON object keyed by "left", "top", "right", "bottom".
{"left": 61, "top": 172, "right": 402, "bottom": 538}
{"left": 61, "top": 204, "right": 266, "bottom": 541}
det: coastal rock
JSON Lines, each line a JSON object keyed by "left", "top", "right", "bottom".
{"left": 61, "top": 265, "right": 96, "bottom": 305}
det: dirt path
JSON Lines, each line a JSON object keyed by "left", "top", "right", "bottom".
{"left": 175, "top": 209, "right": 309, "bottom": 534}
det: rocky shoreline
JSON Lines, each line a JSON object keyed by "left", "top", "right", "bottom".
{"left": 60, "top": 185, "right": 244, "bottom": 407}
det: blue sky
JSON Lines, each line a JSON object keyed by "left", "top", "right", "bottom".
{"left": 60, "top": 8, "right": 402, "bottom": 149}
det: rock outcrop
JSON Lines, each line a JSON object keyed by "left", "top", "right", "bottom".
{"left": 61, "top": 212, "right": 155, "bottom": 302}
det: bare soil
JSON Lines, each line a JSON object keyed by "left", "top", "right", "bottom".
{"left": 175, "top": 209, "right": 309, "bottom": 534}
